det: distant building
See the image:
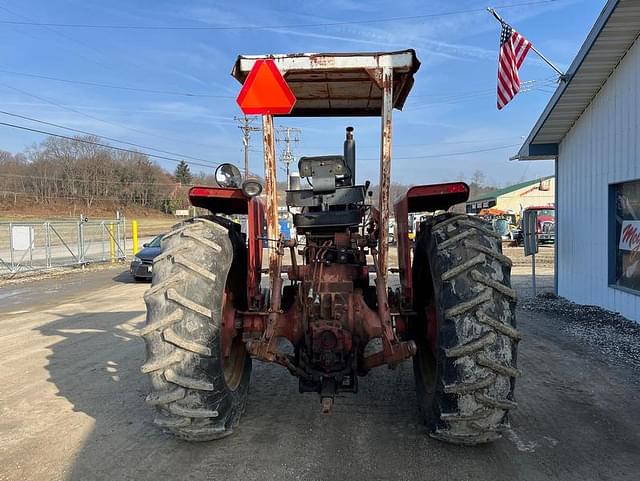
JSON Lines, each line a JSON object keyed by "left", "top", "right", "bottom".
{"left": 516, "top": 0, "right": 640, "bottom": 320}
{"left": 465, "top": 176, "right": 555, "bottom": 214}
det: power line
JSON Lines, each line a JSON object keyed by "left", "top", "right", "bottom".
{"left": 0, "top": 110, "right": 526, "bottom": 167}
{"left": 0, "top": 120, "right": 224, "bottom": 170}
{"left": 406, "top": 78, "right": 558, "bottom": 109}
{"left": 0, "top": 172, "right": 189, "bottom": 187}
{"left": 0, "top": 190, "right": 180, "bottom": 202}
{"left": 0, "top": 5, "right": 112, "bottom": 72}
{"left": 235, "top": 116, "right": 262, "bottom": 178}
{"left": 0, "top": 69, "right": 234, "bottom": 99}
{"left": 276, "top": 126, "right": 301, "bottom": 187}
{"left": 345, "top": 136, "right": 524, "bottom": 151}
{"left": 0, "top": 190, "right": 128, "bottom": 201}
{"left": 0, "top": 4, "right": 212, "bottom": 85}
{"left": 0, "top": 82, "right": 186, "bottom": 145}
{"left": 359, "top": 144, "right": 520, "bottom": 161}
{"left": 0, "top": 110, "right": 223, "bottom": 167}
{"left": 0, "top": 1, "right": 564, "bottom": 31}
{"left": 0, "top": 82, "right": 237, "bottom": 156}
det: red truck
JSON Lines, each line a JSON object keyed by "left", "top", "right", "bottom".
{"left": 513, "top": 205, "right": 555, "bottom": 245}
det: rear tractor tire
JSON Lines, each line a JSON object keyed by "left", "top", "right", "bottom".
{"left": 140, "top": 217, "right": 251, "bottom": 441}
{"left": 412, "top": 213, "right": 520, "bottom": 445}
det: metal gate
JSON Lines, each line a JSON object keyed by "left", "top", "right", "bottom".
{"left": 0, "top": 218, "right": 126, "bottom": 277}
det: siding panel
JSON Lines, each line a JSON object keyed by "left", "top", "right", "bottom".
{"left": 558, "top": 37, "right": 640, "bottom": 321}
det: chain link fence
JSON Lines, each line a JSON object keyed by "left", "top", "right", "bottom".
{"left": 0, "top": 218, "right": 127, "bottom": 277}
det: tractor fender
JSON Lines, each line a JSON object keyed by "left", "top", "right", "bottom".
{"left": 188, "top": 186, "right": 265, "bottom": 308}
{"left": 189, "top": 186, "right": 251, "bottom": 215}
{"left": 394, "top": 182, "right": 470, "bottom": 307}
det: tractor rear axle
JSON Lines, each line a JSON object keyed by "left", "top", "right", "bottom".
{"left": 242, "top": 234, "right": 416, "bottom": 402}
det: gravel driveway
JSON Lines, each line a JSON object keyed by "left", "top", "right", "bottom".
{"left": 0, "top": 265, "right": 638, "bottom": 481}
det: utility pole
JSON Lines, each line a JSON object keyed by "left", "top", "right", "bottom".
{"left": 235, "top": 115, "right": 261, "bottom": 177}
{"left": 276, "top": 126, "right": 301, "bottom": 188}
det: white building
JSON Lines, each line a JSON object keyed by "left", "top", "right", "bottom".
{"left": 516, "top": 0, "right": 640, "bottom": 321}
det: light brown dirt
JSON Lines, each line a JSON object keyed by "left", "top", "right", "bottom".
{"left": 0, "top": 260, "right": 638, "bottom": 481}
{"left": 0, "top": 201, "right": 177, "bottom": 222}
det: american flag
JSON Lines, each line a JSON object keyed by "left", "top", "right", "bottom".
{"left": 497, "top": 22, "right": 532, "bottom": 110}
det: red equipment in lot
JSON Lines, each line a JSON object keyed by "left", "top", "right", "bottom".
{"left": 525, "top": 205, "right": 555, "bottom": 243}
{"left": 140, "top": 50, "right": 520, "bottom": 445}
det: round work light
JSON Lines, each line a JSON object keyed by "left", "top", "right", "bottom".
{"left": 214, "top": 163, "right": 243, "bottom": 188}
{"left": 242, "top": 179, "right": 263, "bottom": 198}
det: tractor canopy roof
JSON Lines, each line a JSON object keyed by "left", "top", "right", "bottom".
{"left": 231, "top": 50, "right": 420, "bottom": 117}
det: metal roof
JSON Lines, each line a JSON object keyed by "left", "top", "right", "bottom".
{"left": 516, "top": 0, "right": 640, "bottom": 160}
{"left": 231, "top": 50, "right": 421, "bottom": 117}
{"left": 467, "top": 175, "right": 554, "bottom": 203}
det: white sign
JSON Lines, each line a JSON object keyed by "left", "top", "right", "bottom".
{"left": 11, "top": 225, "right": 34, "bottom": 250}
{"left": 175, "top": 209, "right": 190, "bottom": 217}
{"left": 619, "top": 220, "right": 640, "bottom": 252}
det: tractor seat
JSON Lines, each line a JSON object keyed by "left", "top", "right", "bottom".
{"left": 293, "top": 210, "right": 362, "bottom": 231}
{"left": 287, "top": 185, "right": 366, "bottom": 232}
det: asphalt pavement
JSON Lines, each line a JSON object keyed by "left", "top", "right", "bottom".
{"left": 0, "top": 264, "right": 638, "bottom": 481}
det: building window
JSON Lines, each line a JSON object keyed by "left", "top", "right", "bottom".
{"left": 610, "top": 179, "right": 640, "bottom": 293}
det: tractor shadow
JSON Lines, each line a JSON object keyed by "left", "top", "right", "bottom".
{"left": 35, "top": 275, "right": 633, "bottom": 481}
{"left": 35, "top": 306, "right": 234, "bottom": 480}
{"left": 35, "top": 300, "right": 515, "bottom": 481}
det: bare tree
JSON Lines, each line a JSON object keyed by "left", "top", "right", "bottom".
{"left": 0, "top": 135, "right": 189, "bottom": 212}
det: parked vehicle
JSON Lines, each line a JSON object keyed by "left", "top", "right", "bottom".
{"left": 129, "top": 235, "right": 162, "bottom": 281}
{"left": 532, "top": 206, "right": 555, "bottom": 243}
{"left": 407, "top": 213, "right": 426, "bottom": 242}
{"left": 139, "top": 50, "right": 519, "bottom": 445}
{"left": 478, "top": 208, "right": 519, "bottom": 240}
{"left": 511, "top": 206, "right": 555, "bottom": 245}
{"left": 388, "top": 218, "right": 396, "bottom": 245}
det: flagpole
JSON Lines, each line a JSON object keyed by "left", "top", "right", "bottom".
{"left": 487, "top": 7, "right": 566, "bottom": 80}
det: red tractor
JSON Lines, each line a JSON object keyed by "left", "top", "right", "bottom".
{"left": 140, "top": 50, "right": 520, "bottom": 445}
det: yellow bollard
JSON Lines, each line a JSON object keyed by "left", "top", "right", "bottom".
{"left": 109, "top": 223, "right": 116, "bottom": 263}
{"left": 132, "top": 220, "right": 139, "bottom": 255}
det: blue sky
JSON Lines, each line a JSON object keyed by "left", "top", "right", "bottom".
{"left": 0, "top": 0, "right": 606, "bottom": 186}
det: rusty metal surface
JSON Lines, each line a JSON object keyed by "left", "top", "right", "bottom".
{"left": 244, "top": 232, "right": 415, "bottom": 375}
{"left": 261, "top": 114, "right": 280, "bottom": 275}
{"left": 221, "top": 290, "right": 237, "bottom": 358}
{"left": 244, "top": 114, "right": 283, "bottom": 363}
{"left": 231, "top": 50, "right": 420, "bottom": 117}
{"left": 393, "top": 183, "right": 470, "bottom": 308}
{"left": 393, "top": 195, "right": 412, "bottom": 307}
{"left": 377, "top": 66, "right": 393, "bottom": 288}
{"left": 362, "top": 339, "right": 416, "bottom": 370}
{"left": 236, "top": 53, "right": 420, "bottom": 387}
{"left": 247, "top": 198, "right": 264, "bottom": 308}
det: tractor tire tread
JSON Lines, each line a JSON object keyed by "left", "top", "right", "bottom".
{"left": 141, "top": 217, "right": 251, "bottom": 441}
{"left": 137, "top": 309, "right": 182, "bottom": 336}
{"left": 163, "top": 328, "right": 212, "bottom": 356}
{"left": 166, "top": 288, "right": 212, "bottom": 319}
{"left": 445, "top": 331, "right": 496, "bottom": 358}
{"left": 167, "top": 403, "right": 219, "bottom": 419}
{"left": 140, "top": 349, "right": 184, "bottom": 373}
{"left": 145, "top": 388, "right": 186, "bottom": 406}
{"left": 412, "top": 213, "right": 518, "bottom": 445}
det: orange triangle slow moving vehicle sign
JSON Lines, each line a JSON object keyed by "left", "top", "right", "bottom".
{"left": 236, "top": 59, "right": 296, "bottom": 115}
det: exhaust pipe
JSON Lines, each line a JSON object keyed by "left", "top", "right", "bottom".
{"left": 344, "top": 126, "right": 356, "bottom": 186}
{"left": 289, "top": 172, "right": 301, "bottom": 190}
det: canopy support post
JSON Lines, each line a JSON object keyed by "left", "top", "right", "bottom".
{"left": 377, "top": 66, "right": 393, "bottom": 287}
{"left": 262, "top": 113, "right": 280, "bottom": 287}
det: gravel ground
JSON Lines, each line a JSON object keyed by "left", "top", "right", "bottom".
{"left": 1, "top": 264, "right": 639, "bottom": 480}
{"left": 521, "top": 293, "right": 640, "bottom": 372}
